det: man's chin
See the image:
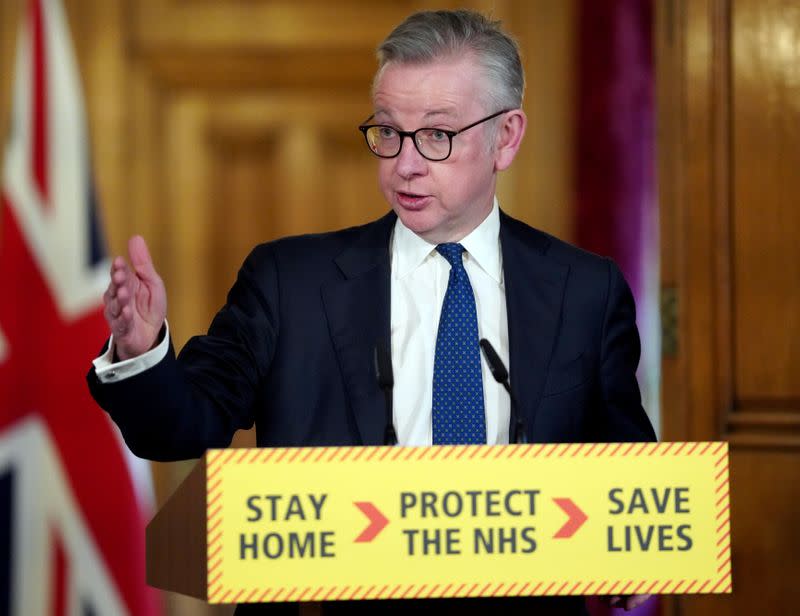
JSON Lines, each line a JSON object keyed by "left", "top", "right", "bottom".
{"left": 394, "top": 209, "right": 461, "bottom": 244}
{"left": 394, "top": 208, "right": 433, "bottom": 233}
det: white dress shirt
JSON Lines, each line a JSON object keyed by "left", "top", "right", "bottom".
{"left": 390, "top": 201, "right": 509, "bottom": 445}
{"left": 94, "top": 201, "right": 511, "bottom": 446}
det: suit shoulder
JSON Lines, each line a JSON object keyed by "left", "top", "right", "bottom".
{"left": 244, "top": 212, "right": 394, "bottom": 267}
{"left": 501, "top": 211, "right": 615, "bottom": 275}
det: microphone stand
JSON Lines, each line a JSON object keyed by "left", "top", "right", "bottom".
{"left": 479, "top": 338, "right": 527, "bottom": 444}
{"left": 374, "top": 341, "right": 397, "bottom": 446}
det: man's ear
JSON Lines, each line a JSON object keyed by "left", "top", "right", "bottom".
{"left": 494, "top": 109, "right": 527, "bottom": 171}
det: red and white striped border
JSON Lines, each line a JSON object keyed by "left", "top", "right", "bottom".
{"left": 207, "top": 441, "right": 728, "bottom": 465}
{"left": 712, "top": 442, "right": 732, "bottom": 593}
{"left": 206, "top": 449, "right": 229, "bottom": 600}
{"left": 209, "top": 577, "right": 729, "bottom": 604}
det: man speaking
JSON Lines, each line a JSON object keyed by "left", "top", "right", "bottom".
{"left": 88, "top": 9, "right": 655, "bottom": 615}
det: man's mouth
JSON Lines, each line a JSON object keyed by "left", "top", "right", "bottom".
{"left": 396, "top": 191, "right": 430, "bottom": 209}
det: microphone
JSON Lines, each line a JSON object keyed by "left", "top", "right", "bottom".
{"left": 479, "top": 339, "right": 527, "bottom": 444}
{"left": 374, "top": 341, "right": 397, "bottom": 446}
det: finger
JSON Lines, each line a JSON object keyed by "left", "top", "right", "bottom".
{"left": 104, "top": 302, "right": 125, "bottom": 335}
{"left": 118, "top": 304, "right": 133, "bottom": 329}
{"left": 103, "top": 301, "right": 115, "bottom": 328}
{"left": 107, "top": 297, "right": 121, "bottom": 319}
{"left": 116, "top": 283, "right": 130, "bottom": 309}
{"left": 110, "top": 256, "right": 130, "bottom": 284}
{"left": 114, "top": 259, "right": 141, "bottom": 311}
{"left": 109, "top": 256, "right": 122, "bottom": 280}
{"left": 106, "top": 257, "right": 130, "bottom": 296}
{"left": 106, "top": 301, "right": 132, "bottom": 338}
{"left": 128, "top": 235, "right": 160, "bottom": 282}
{"left": 107, "top": 265, "right": 132, "bottom": 308}
{"left": 112, "top": 261, "right": 132, "bottom": 288}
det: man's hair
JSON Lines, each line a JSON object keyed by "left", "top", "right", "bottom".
{"left": 375, "top": 9, "right": 525, "bottom": 112}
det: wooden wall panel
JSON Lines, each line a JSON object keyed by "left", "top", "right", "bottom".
{"left": 658, "top": 0, "right": 800, "bottom": 613}
{"left": 732, "top": 0, "right": 800, "bottom": 403}
{"left": 134, "top": 0, "right": 404, "bottom": 50}
{"left": 503, "top": 0, "right": 576, "bottom": 239}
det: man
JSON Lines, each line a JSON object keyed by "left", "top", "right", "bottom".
{"left": 88, "top": 9, "right": 655, "bottom": 615}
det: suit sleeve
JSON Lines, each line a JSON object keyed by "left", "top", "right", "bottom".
{"left": 86, "top": 244, "right": 279, "bottom": 461}
{"left": 596, "top": 259, "right": 657, "bottom": 442}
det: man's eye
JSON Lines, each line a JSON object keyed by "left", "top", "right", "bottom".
{"left": 430, "top": 130, "right": 448, "bottom": 141}
{"left": 378, "top": 127, "right": 397, "bottom": 139}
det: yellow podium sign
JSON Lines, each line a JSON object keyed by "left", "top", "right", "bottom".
{"left": 205, "top": 442, "right": 731, "bottom": 604}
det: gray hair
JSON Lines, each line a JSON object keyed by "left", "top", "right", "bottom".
{"left": 374, "top": 9, "right": 525, "bottom": 112}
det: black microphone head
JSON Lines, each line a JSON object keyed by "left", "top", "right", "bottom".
{"left": 479, "top": 338, "right": 508, "bottom": 384}
{"left": 374, "top": 341, "right": 394, "bottom": 389}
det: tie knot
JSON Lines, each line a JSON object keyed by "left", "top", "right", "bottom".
{"left": 436, "top": 243, "right": 465, "bottom": 269}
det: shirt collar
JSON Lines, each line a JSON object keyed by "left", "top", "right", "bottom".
{"left": 460, "top": 198, "right": 502, "bottom": 284}
{"left": 391, "top": 197, "right": 502, "bottom": 283}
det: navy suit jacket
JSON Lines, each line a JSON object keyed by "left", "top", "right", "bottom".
{"left": 88, "top": 210, "right": 655, "bottom": 615}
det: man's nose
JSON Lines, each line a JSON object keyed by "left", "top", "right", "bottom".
{"left": 394, "top": 135, "right": 428, "bottom": 179}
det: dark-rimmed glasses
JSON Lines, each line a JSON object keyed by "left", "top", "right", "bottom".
{"left": 358, "top": 109, "right": 512, "bottom": 162}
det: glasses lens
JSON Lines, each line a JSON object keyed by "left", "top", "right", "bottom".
{"left": 415, "top": 129, "right": 451, "bottom": 161}
{"left": 365, "top": 126, "right": 400, "bottom": 157}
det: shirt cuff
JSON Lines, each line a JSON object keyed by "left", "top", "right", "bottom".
{"left": 92, "top": 321, "right": 170, "bottom": 383}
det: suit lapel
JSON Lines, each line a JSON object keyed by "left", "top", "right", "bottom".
{"left": 322, "top": 213, "right": 395, "bottom": 445}
{"left": 500, "top": 213, "right": 569, "bottom": 441}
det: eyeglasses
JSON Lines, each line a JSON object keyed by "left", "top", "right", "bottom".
{"left": 358, "top": 109, "right": 513, "bottom": 162}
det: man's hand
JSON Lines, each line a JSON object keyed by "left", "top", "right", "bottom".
{"left": 103, "top": 235, "right": 167, "bottom": 360}
{"left": 608, "top": 594, "right": 652, "bottom": 611}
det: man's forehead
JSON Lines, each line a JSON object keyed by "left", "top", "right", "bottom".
{"left": 373, "top": 106, "right": 459, "bottom": 120}
{"left": 371, "top": 58, "right": 484, "bottom": 120}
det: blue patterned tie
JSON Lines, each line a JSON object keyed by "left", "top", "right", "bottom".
{"left": 432, "top": 243, "right": 486, "bottom": 444}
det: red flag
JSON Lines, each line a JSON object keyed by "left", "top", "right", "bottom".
{"left": 0, "top": 1, "right": 161, "bottom": 614}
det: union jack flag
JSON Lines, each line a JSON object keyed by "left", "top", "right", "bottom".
{"left": 0, "top": 1, "right": 161, "bottom": 614}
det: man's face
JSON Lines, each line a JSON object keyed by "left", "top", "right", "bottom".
{"left": 372, "top": 56, "right": 500, "bottom": 244}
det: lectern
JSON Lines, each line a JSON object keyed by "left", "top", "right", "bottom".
{"left": 146, "top": 443, "right": 732, "bottom": 606}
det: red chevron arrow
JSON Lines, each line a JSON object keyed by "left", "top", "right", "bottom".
{"left": 354, "top": 501, "right": 389, "bottom": 542}
{"left": 553, "top": 498, "right": 588, "bottom": 539}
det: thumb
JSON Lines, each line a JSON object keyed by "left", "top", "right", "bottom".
{"left": 128, "top": 235, "right": 159, "bottom": 282}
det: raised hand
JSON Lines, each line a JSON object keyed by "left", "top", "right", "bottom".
{"left": 103, "top": 235, "right": 167, "bottom": 360}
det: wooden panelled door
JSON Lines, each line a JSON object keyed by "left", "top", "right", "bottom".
{"left": 657, "top": 0, "right": 800, "bottom": 613}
